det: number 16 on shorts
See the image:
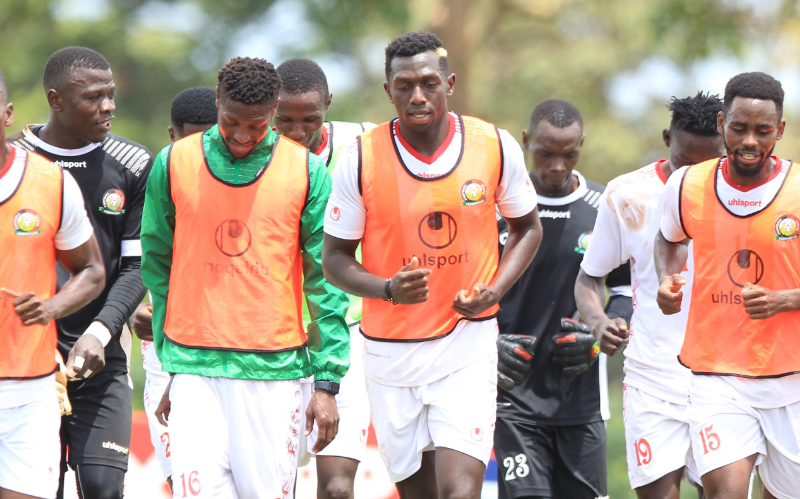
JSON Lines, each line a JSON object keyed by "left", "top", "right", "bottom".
{"left": 503, "top": 453, "right": 530, "bottom": 481}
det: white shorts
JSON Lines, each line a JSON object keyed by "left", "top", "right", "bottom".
{"left": 623, "top": 384, "right": 699, "bottom": 489}
{"left": 168, "top": 374, "right": 301, "bottom": 499}
{"left": 689, "top": 383, "right": 800, "bottom": 499}
{"left": 298, "top": 324, "right": 370, "bottom": 466}
{"left": 366, "top": 353, "right": 497, "bottom": 483}
{"left": 0, "top": 383, "right": 61, "bottom": 499}
{"left": 142, "top": 345, "right": 172, "bottom": 478}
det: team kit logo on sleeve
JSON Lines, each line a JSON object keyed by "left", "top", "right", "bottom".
{"left": 12, "top": 209, "right": 42, "bottom": 235}
{"left": 461, "top": 179, "right": 487, "bottom": 206}
{"left": 100, "top": 189, "right": 126, "bottom": 215}
{"left": 774, "top": 214, "right": 800, "bottom": 240}
{"left": 574, "top": 231, "right": 592, "bottom": 254}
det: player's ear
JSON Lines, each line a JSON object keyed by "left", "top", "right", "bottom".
{"left": 46, "top": 89, "right": 62, "bottom": 112}
{"left": 717, "top": 111, "right": 725, "bottom": 135}
{"left": 579, "top": 133, "right": 585, "bottom": 147}
{"left": 446, "top": 73, "right": 456, "bottom": 97}
{"left": 662, "top": 128, "right": 671, "bottom": 148}
{"left": 326, "top": 93, "right": 332, "bottom": 112}
{"left": 168, "top": 126, "right": 176, "bottom": 143}
{"left": 383, "top": 81, "right": 393, "bottom": 103}
{"left": 3, "top": 102, "right": 13, "bottom": 127}
{"left": 215, "top": 85, "right": 221, "bottom": 109}
{"left": 522, "top": 129, "right": 530, "bottom": 150}
{"left": 777, "top": 119, "right": 786, "bottom": 141}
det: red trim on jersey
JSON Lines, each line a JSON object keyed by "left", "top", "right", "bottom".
{"left": 313, "top": 123, "right": 330, "bottom": 157}
{"left": 655, "top": 159, "right": 668, "bottom": 185}
{"left": 394, "top": 114, "right": 456, "bottom": 164}
{"left": 720, "top": 156, "right": 782, "bottom": 192}
{"left": 0, "top": 145, "right": 16, "bottom": 181}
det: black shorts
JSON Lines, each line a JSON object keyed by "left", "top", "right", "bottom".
{"left": 495, "top": 418, "right": 607, "bottom": 499}
{"left": 61, "top": 370, "right": 133, "bottom": 471}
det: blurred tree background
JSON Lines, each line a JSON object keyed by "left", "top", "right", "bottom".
{"left": 2, "top": 0, "right": 795, "bottom": 496}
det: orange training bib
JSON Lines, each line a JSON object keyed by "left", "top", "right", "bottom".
{"left": 0, "top": 147, "right": 61, "bottom": 379}
{"left": 359, "top": 115, "right": 502, "bottom": 342}
{"left": 164, "top": 134, "right": 309, "bottom": 352}
{"left": 679, "top": 158, "right": 800, "bottom": 378}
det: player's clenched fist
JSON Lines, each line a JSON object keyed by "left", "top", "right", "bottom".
{"left": 388, "top": 256, "right": 431, "bottom": 304}
{"left": 1, "top": 288, "right": 57, "bottom": 326}
{"left": 657, "top": 274, "right": 686, "bottom": 315}
{"left": 591, "top": 317, "right": 629, "bottom": 357}
{"left": 553, "top": 319, "right": 602, "bottom": 376}
{"left": 306, "top": 390, "right": 340, "bottom": 453}
{"left": 453, "top": 283, "right": 499, "bottom": 318}
{"left": 742, "top": 282, "right": 789, "bottom": 320}
{"left": 132, "top": 302, "right": 154, "bottom": 341}
{"left": 66, "top": 333, "right": 105, "bottom": 380}
{"left": 496, "top": 334, "right": 537, "bottom": 391}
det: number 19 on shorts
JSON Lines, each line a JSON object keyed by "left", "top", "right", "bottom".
{"left": 503, "top": 454, "right": 530, "bottom": 481}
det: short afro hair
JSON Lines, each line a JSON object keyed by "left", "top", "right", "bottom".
{"left": 385, "top": 31, "right": 448, "bottom": 79}
{"left": 171, "top": 87, "right": 218, "bottom": 129}
{"left": 724, "top": 72, "right": 784, "bottom": 118}
{"left": 277, "top": 58, "right": 329, "bottom": 100}
{"left": 43, "top": 47, "right": 110, "bottom": 92}
{"left": 667, "top": 92, "right": 722, "bottom": 136}
{"left": 529, "top": 99, "right": 583, "bottom": 131}
{"left": 217, "top": 57, "right": 281, "bottom": 106}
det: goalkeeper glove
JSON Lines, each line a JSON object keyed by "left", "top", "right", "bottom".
{"left": 496, "top": 334, "right": 537, "bottom": 391}
{"left": 552, "top": 318, "right": 600, "bottom": 378}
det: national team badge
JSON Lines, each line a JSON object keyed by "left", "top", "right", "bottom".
{"left": 100, "top": 189, "right": 125, "bottom": 215}
{"left": 13, "top": 209, "right": 41, "bottom": 235}
{"left": 775, "top": 214, "right": 800, "bottom": 241}
{"left": 574, "top": 231, "right": 592, "bottom": 254}
{"left": 461, "top": 179, "right": 487, "bottom": 206}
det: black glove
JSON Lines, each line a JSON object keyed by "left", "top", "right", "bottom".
{"left": 552, "top": 318, "right": 599, "bottom": 378}
{"left": 497, "top": 334, "right": 537, "bottom": 391}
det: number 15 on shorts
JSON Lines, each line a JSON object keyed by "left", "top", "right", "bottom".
{"left": 698, "top": 425, "right": 720, "bottom": 454}
{"left": 503, "top": 454, "right": 530, "bottom": 481}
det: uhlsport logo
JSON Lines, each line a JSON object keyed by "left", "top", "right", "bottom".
{"left": 574, "top": 231, "right": 592, "bottom": 254}
{"left": 215, "top": 219, "right": 252, "bottom": 257}
{"left": 13, "top": 209, "right": 42, "bottom": 235}
{"left": 419, "top": 212, "right": 458, "bottom": 249}
{"left": 100, "top": 189, "right": 125, "bottom": 215}
{"left": 727, "top": 249, "right": 764, "bottom": 287}
{"left": 329, "top": 206, "right": 341, "bottom": 221}
{"left": 461, "top": 179, "right": 487, "bottom": 206}
{"left": 775, "top": 214, "right": 800, "bottom": 241}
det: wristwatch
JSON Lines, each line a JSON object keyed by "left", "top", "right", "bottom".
{"left": 314, "top": 380, "right": 340, "bottom": 395}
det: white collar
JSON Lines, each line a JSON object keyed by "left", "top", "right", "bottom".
{"left": 537, "top": 171, "right": 588, "bottom": 207}
{"left": 23, "top": 125, "right": 103, "bottom": 157}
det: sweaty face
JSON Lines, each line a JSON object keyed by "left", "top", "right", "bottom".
{"left": 217, "top": 95, "right": 277, "bottom": 159}
{"left": 718, "top": 97, "right": 784, "bottom": 178}
{"left": 527, "top": 120, "right": 584, "bottom": 195}
{"left": 274, "top": 91, "right": 328, "bottom": 149}
{"left": 668, "top": 128, "right": 724, "bottom": 170}
{"left": 385, "top": 52, "right": 453, "bottom": 135}
{"left": 56, "top": 67, "right": 115, "bottom": 144}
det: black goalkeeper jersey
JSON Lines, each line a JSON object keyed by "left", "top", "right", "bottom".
{"left": 497, "top": 173, "right": 630, "bottom": 426}
{"left": 9, "top": 125, "right": 152, "bottom": 371}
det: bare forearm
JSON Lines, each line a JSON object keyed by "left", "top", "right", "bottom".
{"left": 322, "top": 247, "right": 385, "bottom": 300}
{"left": 574, "top": 270, "right": 609, "bottom": 336}
{"left": 46, "top": 265, "right": 104, "bottom": 319}
{"left": 493, "top": 212, "right": 542, "bottom": 296}
{"left": 654, "top": 231, "right": 689, "bottom": 282}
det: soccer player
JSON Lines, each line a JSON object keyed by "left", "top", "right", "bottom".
{"left": 8, "top": 47, "right": 153, "bottom": 499}
{"left": 131, "top": 86, "right": 217, "bottom": 489}
{"left": 493, "top": 99, "right": 632, "bottom": 499}
{"left": 274, "top": 58, "right": 373, "bottom": 499}
{"left": 0, "top": 67, "right": 105, "bottom": 499}
{"left": 575, "top": 93, "right": 723, "bottom": 498}
{"left": 322, "top": 32, "right": 542, "bottom": 499}
{"left": 656, "top": 72, "right": 800, "bottom": 499}
{"left": 141, "top": 57, "right": 350, "bottom": 498}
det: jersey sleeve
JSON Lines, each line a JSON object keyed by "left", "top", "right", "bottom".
{"left": 660, "top": 166, "right": 689, "bottom": 242}
{"left": 496, "top": 129, "right": 537, "bottom": 219}
{"left": 580, "top": 188, "right": 629, "bottom": 277}
{"left": 54, "top": 171, "right": 94, "bottom": 250}
{"left": 323, "top": 140, "right": 367, "bottom": 240}
{"left": 120, "top": 147, "right": 155, "bottom": 257}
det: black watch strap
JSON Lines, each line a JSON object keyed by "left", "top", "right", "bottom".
{"left": 314, "top": 380, "right": 340, "bottom": 395}
{"left": 385, "top": 279, "right": 398, "bottom": 305}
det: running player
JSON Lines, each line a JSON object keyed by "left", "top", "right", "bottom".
{"left": 131, "top": 86, "right": 217, "bottom": 490}
{"left": 493, "top": 99, "right": 632, "bottom": 499}
{"left": 322, "top": 32, "right": 542, "bottom": 498}
{"left": 0, "top": 67, "right": 105, "bottom": 499}
{"left": 8, "top": 47, "right": 153, "bottom": 499}
{"left": 275, "top": 58, "right": 372, "bottom": 499}
{"left": 656, "top": 72, "right": 800, "bottom": 499}
{"left": 575, "top": 93, "right": 723, "bottom": 498}
{"left": 141, "top": 57, "right": 350, "bottom": 498}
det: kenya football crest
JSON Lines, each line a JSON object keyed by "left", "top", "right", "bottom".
{"left": 100, "top": 189, "right": 126, "bottom": 215}
{"left": 13, "top": 209, "right": 42, "bottom": 235}
{"left": 461, "top": 179, "right": 487, "bottom": 206}
{"left": 574, "top": 231, "right": 592, "bottom": 254}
